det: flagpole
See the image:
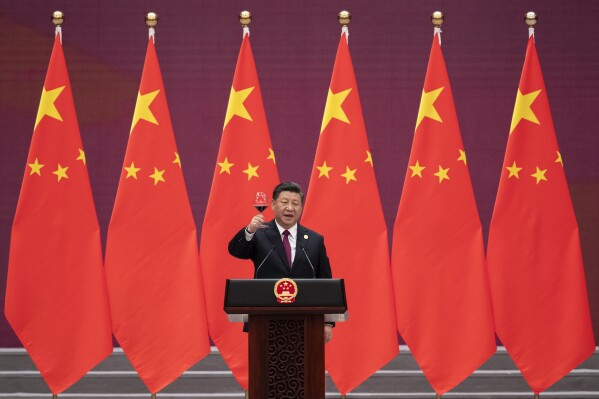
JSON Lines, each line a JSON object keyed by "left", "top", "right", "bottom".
{"left": 525, "top": 11, "right": 537, "bottom": 39}
{"left": 240, "top": 10, "right": 251, "bottom": 37}
{"left": 146, "top": 11, "right": 158, "bottom": 42}
{"left": 431, "top": 11, "right": 443, "bottom": 45}
{"left": 338, "top": 10, "right": 350, "bottom": 43}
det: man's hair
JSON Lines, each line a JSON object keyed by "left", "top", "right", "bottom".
{"left": 272, "top": 181, "right": 304, "bottom": 203}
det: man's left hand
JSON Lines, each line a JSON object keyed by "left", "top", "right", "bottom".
{"left": 324, "top": 325, "right": 333, "bottom": 344}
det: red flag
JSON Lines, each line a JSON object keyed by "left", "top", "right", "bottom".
{"left": 487, "top": 35, "right": 595, "bottom": 393}
{"left": 104, "top": 35, "right": 210, "bottom": 393}
{"left": 391, "top": 33, "right": 496, "bottom": 394}
{"left": 5, "top": 31, "right": 112, "bottom": 394}
{"left": 199, "top": 33, "right": 280, "bottom": 389}
{"left": 301, "top": 32, "right": 398, "bottom": 395}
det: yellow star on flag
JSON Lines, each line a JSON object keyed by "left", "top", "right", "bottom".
{"left": 149, "top": 167, "right": 165, "bottom": 185}
{"left": 433, "top": 165, "right": 450, "bottom": 183}
{"left": 341, "top": 166, "right": 357, "bottom": 184}
{"left": 457, "top": 149, "right": 467, "bottom": 165}
{"left": 555, "top": 151, "right": 563, "bottom": 167}
{"left": 28, "top": 158, "right": 44, "bottom": 176}
{"left": 267, "top": 148, "right": 276, "bottom": 164}
{"left": 416, "top": 87, "right": 444, "bottom": 129}
{"left": 76, "top": 148, "right": 86, "bottom": 165}
{"left": 531, "top": 166, "right": 547, "bottom": 184}
{"left": 316, "top": 161, "right": 333, "bottom": 179}
{"left": 173, "top": 152, "right": 181, "bottom": 168}
{"left": 224, "top": 86, "right": 254, "bottom": 128}
{"left": 124, "top": 162, "right": 141, "bottom": 179}
{"left": 242, "top": 163, "right": 259, "bottom": 181}
{"left": 364, "top": 151, "right": 373, "bottom": 166}
{"left": 217, "top": 157, "right": 234, "bottom": 175}
{"left": 52, "top": 163, "right": 69, "bottom": 182}
{"left": 506, "top": 161, "right": 523, "bottom": 179}
{"left": 35, "top": 85, "right": 65, "bottom": 130}
{"left": 130, "top": 89, "right": 160, "bottom": 134}
{"left": 510, "top": 89, "right": 541, "bottom": 134}
{"left": 409, "top": 160, "right": 425, "bottom": 178}
{"left": 320, "top": 88, "right": 352, "bottom": 133}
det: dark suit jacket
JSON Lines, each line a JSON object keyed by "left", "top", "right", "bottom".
{"left": 228, "top": 220, "right": 332, "bottom": 279}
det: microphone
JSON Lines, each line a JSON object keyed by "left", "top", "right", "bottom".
{"left": 301, "top": 246, "right": 316, "bottom": 278}
{"left": 255, "top": 246, "right": 275, "bottom": 278}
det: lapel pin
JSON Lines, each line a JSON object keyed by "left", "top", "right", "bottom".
{"left": 304, "top": 235, "right": 308, "bottom": 239}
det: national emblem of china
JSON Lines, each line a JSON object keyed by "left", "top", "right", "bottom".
{"left": 274, "top": 278, "right": 298, "bottom": 304}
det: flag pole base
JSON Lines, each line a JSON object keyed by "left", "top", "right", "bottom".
{"left": 534, "top": 395, "right": 539, "bottom": 399}
{"left": 52, "top": 395, "right": 57, "bottom": 399}
{"left": 150, "top": 394, "right": 157, "bottom": 399}
{"left": 436, "top": 394, "right": 442, "bottom": 399}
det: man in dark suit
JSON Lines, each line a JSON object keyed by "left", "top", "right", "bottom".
{"left": 228, "top": 181, "right": 334, "bottom": 342}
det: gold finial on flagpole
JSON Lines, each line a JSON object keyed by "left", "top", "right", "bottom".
{"left": 51, "top": 11, "right": 64, "bottom": 27}
{"left": 431, "top": 11, "right": 444, "bottom": 28}
{"left": 525, "top": 11, "right": 537, "bottom": 28}
{"left": 240, "top": 10, "right": 252, "bottom": 28}
{"left": 146, "top": 12, "right": 158, "bottom": 28}
{"left": 338, "top": 10, "right": 351, "bottom": 27}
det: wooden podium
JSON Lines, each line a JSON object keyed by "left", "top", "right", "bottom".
{"left": 224, "top": 279, "right": 347, "bottom": 399}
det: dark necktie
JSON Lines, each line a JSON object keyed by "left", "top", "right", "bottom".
{"left": 282, "top": 230, "right": 292, "bottom": 269}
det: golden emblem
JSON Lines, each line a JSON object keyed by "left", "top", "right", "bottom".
{"left": 274, "top": 278, "right": 298, "bottom": 304}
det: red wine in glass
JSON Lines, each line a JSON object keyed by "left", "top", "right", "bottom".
{"left": 253, "top": 192, "right": 268, "bottom": 213}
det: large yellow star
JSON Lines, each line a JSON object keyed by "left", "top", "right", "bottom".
{"left": 267, "top": 148, "right": 276, "bottom": 164}
{"left": 130, "top": 90, "right": 160, "bottom": 134}
{"left": 416, "top": 87, "right": 444, "bottom": 129}
{"left": 409, "top": 160, "right": 425, "bottom": 178}
{"left": 28, "top": 158, "right": 44, "bottom": 176}
{"left": 173, "top": 152, "right": 181, "bottom": 168}
{"left": 217, "top": 157, "right": 234, "bottom": 175}
{"left": 433, "top": 165, "right": 450, "bottom": 183}
{"left": 224, "top": 86, "right": 254, "bottom": 128}
{"left": 341, "top": 166, "right": 357, "bottom": 184}
{"left": 320, "top": 88, "right": 352, "bottom": 133}
{"left": 506, "top": 161, "right": 522, "bottom": 179}
{"left": 242, "top": 163, "right": 259, "bottom": 181}
{"left": 364, "top": 151, "right": 373, "bottom": 166}
{"left": 316, "top": 161, "right": 333, "bottom": 178}
{"left": 124, "top": 161, "right": 141, "bottom": 179}
{"left": 76, "top": 148, "right": 86, "bottom": 165}
{"left": 555, "top": 151, "right": 563, "bottom": 167}
{"left": 457, "top": 149, "right": 467, "bottom": 165}
{"left": 52, "top": 163, "right": 69, "bottom": 182}
{"left": 35, "top": 86, "right": 65, "bottom": 130}
{"left": 510, "top": 89, "right": 541, "bottom": 134}
{"left": 531, "top": 166, "right": 547, "bottom": 184}
{"left": 149, "top": 167, "right": 165, "bottom": 185}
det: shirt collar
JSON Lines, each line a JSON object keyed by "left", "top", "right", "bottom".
{"left": 274, "top": 220, "right": 298, "bottom": 238}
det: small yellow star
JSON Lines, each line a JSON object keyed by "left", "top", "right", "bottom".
{"left": 149, "top": 167, "right": 165, "bottom": 185}
{"left": 124, "top": 162, "right": 141, "bottom": 179}
{"left": 416, "top": 87, "right": 444, "bottom": 129}
{"left": 28, "top": 158, "right": 44, "bottom": 176}
{"left": 76, "top": 148, "right": 86, "bottom": 165}
{"left": 364, "top": 151, "right": 373, "bottom": 166}
{"left": 224, "top": 86, "right": 254, "bottom": 128}
{"left": 173, "top": 152, "right": 181, "bottom": 168}
{"left": 341, "top": 166, "right": 357, "bottom": 184}
{"left": 242, "top": 163, "right": 259, "bottom": 181}
{"left": 321, "top": 88, "right": 352, "bottom": 133}
{"left": 52, "top": 163, "right": 69, "bottom": 182}
{"left": 267, "top": 148, "right": 276, "bottom": 164}
{"left": 505, "top": 161, "right": 522, "bottom": 179}
{"left": 510, "top": 89, "right": 541, "bottom": 134}
{"left": 531, "top": 166, "right": 547, "bottom": 184}
{"left": 316, "top": 161, "right": 333, "bottom": 179}
{"left": 433, "top": 165, "right": 450, "bottom": 183}
{"left": 408, "top": 160, "right": 425, "bottom": 178}
{"left": 35, "top": 86, "right": 65, "bottom": 130}
{"left": 131, "top": 89, "right": 160, "bottom": 134}
{"left": 555, "top": 151, "right": 563, "bottom": 167}
{"left": 217, "top": 157, "right": 234, "bottom": 175}
{"left": 457, "top": 149, "right": 467, "bottom": 165}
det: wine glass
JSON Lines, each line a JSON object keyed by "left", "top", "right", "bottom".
{"left": 253, "top": 192, "right": 268, "bottom": 213}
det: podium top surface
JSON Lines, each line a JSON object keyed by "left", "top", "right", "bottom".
{"left": 224, "top": 278, "right": 347, "bottom": 314}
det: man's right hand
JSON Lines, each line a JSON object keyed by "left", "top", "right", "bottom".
{"left": 247, "top": 214, "right": 266, "bottom": 233}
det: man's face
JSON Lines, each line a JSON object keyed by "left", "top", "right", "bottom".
{"left": 271, "top": 191, "right": 303, "bottom": 229}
